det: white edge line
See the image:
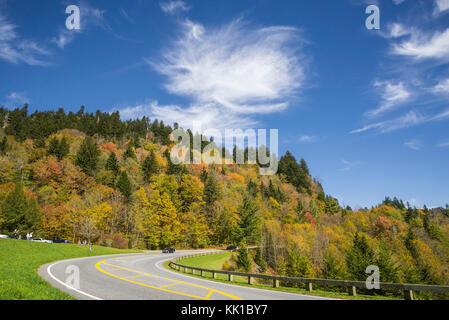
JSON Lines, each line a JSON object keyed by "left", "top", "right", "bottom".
{"left": 155, "top": 256, "right": 336, "bottom": 300}
{"left": 46, "top": 261, "right": 104, "bottom": 300}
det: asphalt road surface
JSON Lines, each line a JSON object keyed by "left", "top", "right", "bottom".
{"left": 39, "top": 250, "right": 332, "bottom": 300}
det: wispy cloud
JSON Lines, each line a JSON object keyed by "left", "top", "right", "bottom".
{"left": 2, "top": 92, "right": 29, "bottom": 108}
{"left": 366, "top": 81, "right": 411, "bottom": 117}
{"left": 0, "top": 14, "right": 50, "bottom": 65}
{"left": 299, "top": 135, "right": 317, "bottom": 143}
{"left": 404, "top": 139, "right": 422, "bottom": 150}
{"left": 436, "top": 140, "right": 449, "bottom": 148}
{"left": 391, "top": 28, "right": 449, "bottom": 61}
{"left": 123, "top": 19, "right": 307, "bottom": 131}
{"left": 435, "top": 0, "right": 449, "bottom": 14}
{"left": 160, "top": 1, "right": 190, "bottom": 16}
{"left": 351, "top": 108, "right": 449, "bottom": 134}
{"left": 433, "top": 78, "right": 449, "bottom": 94}
{"left": 52, "top": 2, "right": 107, "bottom": 49}
{"left": 339, "top": 159, "right": 362, "bottom": 171}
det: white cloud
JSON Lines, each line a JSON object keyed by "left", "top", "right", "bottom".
{"left": 404, "top": 139, "right": 422, "bottom": 150}
{"left": 2, "top": 92, "right": 29, "bottom": 108}
{"left": 392, "top": 28, "right": 449, "bottom": 60}
{"left": 0, "top": 14, "right": 50, "bottom": 65}
{"left": 52, "top": 3, "right": 106, "bottom": 49}
{"left": 339, "top": 159, "right": 362, "bottom": 171}
{"left": 393, "top": 0, "right": 406, "bottom": 4}
{"left": 299, "top": 135, "right": 317, "bottom": 143}
{"left": 435, "top": 0, "right": 449, "bottom": 14}
{"left": 160, "top": 1, "right": 190, "bottom": 16}
{"left": 434, "top": 79, "right": 449, "bottom": 94}
{"left": 388, "top": 23, "right": 411, "bottom": 38}
{"left": 366, "top": 81, "right": 411, "bottom": 117}
{"left": 130, "top": 19, "right": 306, "bottom": 131}
{"left": 351, "top": 108, "right": 449, "bottom": 134}
{"left": 436, "top": 140, "right": 449, "bottom": 148}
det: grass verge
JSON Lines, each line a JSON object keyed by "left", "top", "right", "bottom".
{"left": 164, "top": 253, "right": 401, "bottom": 300}
{"left": 0, "top": 238, "right": 140, "bottom": 300}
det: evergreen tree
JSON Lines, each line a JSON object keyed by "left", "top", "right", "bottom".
{"left": 105, "top": 152, "right": 120, "bottom": 176}
{"left": 2, "top": 183, "right": 41, "bottom": 232}
{"left": 0, "top": 136, "right": 7, "bottom": 154}
{"left": 116, "top": 171, "right": 132, "bottom": 201}
{"left": 47, "top": 137, "right": 59, "bottom": 157}
{"left": 200, "top": 167, "right": 208, "bottom": 183}
{"left": 325, "top": 196, "right": 340, "bottom": 215}
{"left": 278, "top": 151, "right": 311, "bottom": 193}
{"left": 75, "top": 137, "right": 100, "bottom": 176}
{"left": 296, "top": 200, "right": 304, "bottom": 220}
{"left": 346, "top": 233, "right": 375, "bottom": 281}
{"left": 57, "top": 137, "right": 70, "bottom": 161}
{"left": 247, "top": 179, "right": 258, "bottom": 198}
{"left": 234, "top": 195, "right": 260, "bottom": 245}
{"left": 236, "top": 242, "right": 252, "bottom": 272}
{"left": 142, "top": 150, "right": 159, "bottom": 181}
{"left": 123, "top": 143, "right": 136, "bottom": 160}
{"left": 377, "top": 242, "right": 398, "bottom": 283}
{"left": 203, "top": 171, "right": 220, "bottom": 206}
{"left": 254, "top": 247, "right": 267, "bottom": 272}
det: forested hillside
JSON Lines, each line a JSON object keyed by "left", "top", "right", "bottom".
{"left": 0, "top": 105, "right": 448, "bottom": 294}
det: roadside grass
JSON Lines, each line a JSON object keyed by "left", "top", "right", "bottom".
{"left": 164, "top": 253, "right": 401, "bottom": 300}
{"left": 0, "top": 238, "right": 140, "bottom": 300}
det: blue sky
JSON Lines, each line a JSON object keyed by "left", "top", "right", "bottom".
{"left": 1, "top": 0, "right": 449, "bottom": 209}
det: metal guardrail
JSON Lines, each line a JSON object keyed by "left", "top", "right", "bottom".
{"left": 169, "top": 251, "right": 449, "bottom": 300}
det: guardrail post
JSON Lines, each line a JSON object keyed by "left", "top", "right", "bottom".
{"left": 349, "top": 286, "right": 357, "bottom": 296}
{"left": 212, "top": 272, "right": 217, "bottom": 279}
{"left": 248, "top": 276, "right": 254, "bottom": 285}
{"left": 228, "top": 274, "right": 233, "bottom": 282}
{"left": 273, "top": 279, "right": 279, "bottom": 288}
{"left": 201, "top": 270, "right": 205, "bottom": 277}
{"left": 404, "top": 290, "right": 414, "bottom": 300}
{"left": 307, "top": 282, "right": 313, "bottom": 292}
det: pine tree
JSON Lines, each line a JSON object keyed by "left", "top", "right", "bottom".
{"left": 0, "top": 136, "right": 7, "bottom": 154}
{"left": 203, "top": 171, "right": 220, "bottom": 206}
{"left": 254, "top": 247, "right": 267, "bottom": 272}
{"left": 142, "top": 150, "right": 159, "bottom": 181}
{"left": 47, "top": 137, "right": 59, "bottom": 157}
{"left": 234, "top": 195, "right": 260, "bottom": 245}
{"left": 57, "top": 137, "right": 70, "bottom": 161}
{"left": 2, "top": 183, "right": 41, "bottom": 232}
{"left": 278, "top": 151, "right": 311, "bottom": 193}
{"left": 105, "top": 152, "right": 120, "bottom": 176}
{"left": 377, "top": 242, "right": 398, "bottom": 283}
{"left": 75, "top": 137, "right": 100, "bottom": 176}
{"left": 116, "top": 171, "right": 132, "bottom": 200}
{"left": 123, "top": 143, "right": 136, "bottom": 160}
{"left": 346, "top": 233, "right": 375, "bottom": 281}
{"left": 236, "top": 242, "right": 252, "bottom": 272}
{"left": 296, "top": 200, "right": 304, "bottom": 220}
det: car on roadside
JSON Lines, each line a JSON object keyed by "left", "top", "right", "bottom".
{"left": 226, "top": 245, "right": 237, "bottom": 251}
{"left": 52, "top": 237, "right": 70, "bottom": 243}
{"left": 0, "top": 234, "right": 8, "bottom": 239}
{"left": 32, "top": 238, "right": 52, "bottom": 243}
{"left": 162, "top": 248, "right": 175, "bottom": 253}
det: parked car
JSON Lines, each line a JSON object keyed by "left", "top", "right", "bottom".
{"left": 32, "top": 238, "right": 52, "bottom": 243}
{"left": 0, "top": 234, "right": 8, "bottom": 239}
{"left": 226, "top": 245, "right": 237, "bottom": 251}
{"left": 162, "top": 248, "right": 175, "bottom": 253}
{"left": 52, "top": 237, "right": 70, "bottom": 243}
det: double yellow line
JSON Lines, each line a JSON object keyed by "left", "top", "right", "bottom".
{"left": 95, "top": 255, "right": 242, "bottom": 300}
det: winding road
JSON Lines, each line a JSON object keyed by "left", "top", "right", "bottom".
{"left": 39, "top": 250, "right": 331, "bottom": 300}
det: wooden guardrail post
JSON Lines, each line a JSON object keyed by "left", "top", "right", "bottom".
{"left": 307, "top": 282, "right": 313, "bottom": 292}
{"left": 212, "top": 272, "right": 217, "bottom": 279}
{"left": 228, "top": 274, "right": 233, "bottom": 282}
{"left": 349, "top": 286, "right": 357, "bottom": 296}
{"left": 201, "top": 270, "right": 205, "bottom": 277}
{"left": 248, "top": 276, "right": 254, "bottom": 285}
{"left": 273, "top": 279, "right": 279, "bottom": 288}
{"left": 404, "top": 290, "right": 414, "bottom": 300}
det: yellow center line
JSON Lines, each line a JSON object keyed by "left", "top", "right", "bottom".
{"left": 158, "top": 281, "right": 182, "bottom": 289}
{"left": 94, "top": 255, "right": 243, "bottom": 300}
